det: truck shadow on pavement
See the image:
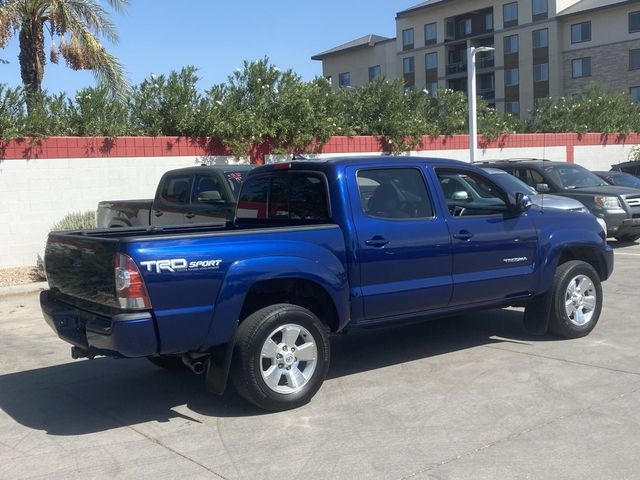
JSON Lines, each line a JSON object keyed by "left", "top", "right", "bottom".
{"left": 0, "top": 308, "right": 559, "bottom": 435}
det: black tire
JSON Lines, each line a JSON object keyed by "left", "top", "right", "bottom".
{"left": 614, "top": 234, "right": 640, "bottom": 243}
{"left": 548, "top": 260, "right": 603, "bottom": 339}
{"left": 230, "top": 304, "right": 330, "bottom": 412}
{"left": 147, "top": 355, "right": 186, "bottom": 370}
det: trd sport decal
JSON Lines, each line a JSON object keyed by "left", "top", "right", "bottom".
{"left": 139, "top": 259, "right": 223, "bottom": 273}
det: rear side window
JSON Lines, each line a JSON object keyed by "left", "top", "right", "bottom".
{"left": 237, "top": 172, "right": 329, "bottom": 221}
{"left": 356, "top": 168, "right": 434, "bottom": 219}
{"left": 161, "top": 175, "right": 192, "bottom": 204}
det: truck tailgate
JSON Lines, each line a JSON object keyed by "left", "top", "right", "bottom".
{"left": 45, "top": 232, "right": 118, "bottom": 307}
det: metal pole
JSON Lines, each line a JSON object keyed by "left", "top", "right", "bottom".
{"left": 467, "top": 47, "right": 477, "bottom": 163}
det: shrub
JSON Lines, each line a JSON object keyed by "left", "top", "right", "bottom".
{"left": 66, "top": 87, "right": 131, "bottom": 137}
{"left": 51, "top": 211, "right": 96, "bottom": 231}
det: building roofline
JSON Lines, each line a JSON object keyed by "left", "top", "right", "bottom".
{"left": 558, "top": 0, "right": 640, "bottom": 18}
{"left": 311, "top": 35, "right": 395, "bottom": 61}
{"left": 396, "top": 0, "right": 454, "bottom": 18}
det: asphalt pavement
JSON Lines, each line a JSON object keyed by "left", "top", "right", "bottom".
{"left": 1, "top": 242, "right": 639, "bottom": 479}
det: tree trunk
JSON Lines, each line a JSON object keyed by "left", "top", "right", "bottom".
{"left": 19, "top": 19, "right": 45, "bottom": 113}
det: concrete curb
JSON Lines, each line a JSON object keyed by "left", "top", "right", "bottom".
{"left": 0, "top": 282, "right": 48, "bottom": 299}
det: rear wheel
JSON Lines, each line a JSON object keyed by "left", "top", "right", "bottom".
{"left": 614, "top": 234, "right": 640, "bottom": 243}
{"left": 230, "top": 304, "right": 330, "bottom": 411}
{"left": 549, "top": 261, "right": 602, "bottom": 338}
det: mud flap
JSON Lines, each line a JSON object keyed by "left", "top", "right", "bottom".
{"left": 205, "top": 342, "right": 235, "bottom": 395}
{"left": 523, "top": 291, "right": 553, "bottom": 335}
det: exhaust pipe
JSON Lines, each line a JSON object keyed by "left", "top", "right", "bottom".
{"left": 182, "top": 355, "right": 206, "bottom": 374}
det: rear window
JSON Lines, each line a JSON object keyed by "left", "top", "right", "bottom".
{"left": 237, "top": 172, "right": 329, "bottom": 221}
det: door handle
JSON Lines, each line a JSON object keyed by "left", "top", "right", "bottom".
{"left": 185, "top": 213, "right": 196, "bottom": 219}
{"left": 365, "top": 236, "right": 389, "bottom": 248}
{"left": 453, "top": 230, "right": 474, "bottom": 241}
{"left": 154, "top": 210, "right": 163, "bottom": 217}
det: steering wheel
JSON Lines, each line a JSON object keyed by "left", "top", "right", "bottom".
{"left": 453, "top": 206, "right": 467, "bottom": 217}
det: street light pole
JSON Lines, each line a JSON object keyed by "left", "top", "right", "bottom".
{"left": 467, "top": 46, "right": 495, "bottom": 163}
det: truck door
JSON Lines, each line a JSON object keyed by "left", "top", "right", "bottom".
{"left": 151, "top": 173, "right": 192, "bottom": 225}
{"left": 185, "top": 173, "right": 236, "bottom": 224}
{"left": 347, "top": 166, "right": 453, "bottom": 320}
{"left": 434, "top": 167, "right": 539, "bottom": 305}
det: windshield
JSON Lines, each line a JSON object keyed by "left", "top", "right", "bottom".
{"left": 224, "top": 171, "right": 248, "bottom": 199}
{"left": 488, "top": 172, "right": 537, "bottom": 195}
{"left": 544, "top": 165, "right": 608, "bottom": 189}
{"left": 608, "top": 173, "right": 640, "bottom": 189}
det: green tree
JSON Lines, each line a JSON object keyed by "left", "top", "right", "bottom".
{"left": 0, "top": 0, "right": 128, "bottom": 111}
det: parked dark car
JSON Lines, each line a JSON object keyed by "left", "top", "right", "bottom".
{"left": 610, "top": 161, "right": 640, "bottom": 177}
{"left": 477, "top": 159, "right": 640, "bottom": 242}
{"left": 594, "top": 171, "right": 640, "bottom": 189}
{"left": 97, "top": 165, "right": 253, "bottom": 228}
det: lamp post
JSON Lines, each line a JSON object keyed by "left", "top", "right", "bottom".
{"left": 467, "top": 46, "right": 495, "bottom": 163}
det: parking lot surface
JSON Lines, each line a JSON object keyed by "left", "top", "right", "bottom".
{"left": 1, "top": 242, "right": 640, "bottom": 480}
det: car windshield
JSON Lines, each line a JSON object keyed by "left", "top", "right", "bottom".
{"left": 224, "top": 171, "right": 248, "bottom": 199}
{"left": 544, "top": 165, "right": 608, "bottom": 189}
{"left": 608, "top": 173, "right": 640, "bottom": 189}
{"left": 487, "top": 171, "right": 537, "bottom": 195}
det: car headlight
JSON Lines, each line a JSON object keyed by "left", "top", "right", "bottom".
{"left": 594, "top": 195, "right": 621, "bottom": 209}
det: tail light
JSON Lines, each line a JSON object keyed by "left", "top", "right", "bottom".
{"left": 114, "top": 253, "right": 152, "bottom": 309}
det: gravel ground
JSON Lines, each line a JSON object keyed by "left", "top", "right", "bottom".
{"left": 0, "top": 267, "right": 45, "bottom": 288}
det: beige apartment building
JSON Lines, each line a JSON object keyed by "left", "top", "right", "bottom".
{"left": 311, "top": 0, "right": 640, "bottom": 117}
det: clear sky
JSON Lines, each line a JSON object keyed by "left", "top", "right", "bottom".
{"left": 0, "top": 1, "right": 407, "bottom": 94}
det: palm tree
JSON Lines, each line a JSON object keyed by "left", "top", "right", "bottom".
{"left": 0, "top": 0, "right": 128, "bottom": 109}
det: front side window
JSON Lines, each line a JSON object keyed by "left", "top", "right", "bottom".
{"left": 503, "top": 2, "right": 518, "bottom": 25}
{"left": 532, "top": 28, "right": 549, "bottom": 48}
{"left": 402, "top": 28, "right": 414, "bottom": 50}
{"left": 630, "top": 11, "right": 640, "bottom": 33}
{"left": 532, "top": 0, "right": 548, "bottom": 17}
{"left": 504, "top": 34, "right": 519, "bottom": 54}
{"left": 571, "top": 21, "right": 591, "bottom": 43}
{"left": 369, "top": 65, "right": 381, "bottom": 81}
{"left": 357, "top": 168, "right": 434, "bottom": 220}
{"left": 630, "top": 49, "right": 640, "bottom": 70}
{"left": 237, "top": 173, "right": 329, "bottom": 221}
{"left": 505, "top": 68, "right": 519, "bottom": 86}
{"left": 425, "top": 52, "right": 438, "bottom": 70}
{"left": 192, "top": 175, "right": 225, "bottom": 204}
{"left": 425, "top": 22, "right": 437, "bottom": 44}
{"left": 338, "top": 72, "right": 350, "bottom": 88}
{"left": 161, "top": 175, "right": 192, "bottom": 205}
{"left": 534, "top": 63, "right": 549, "bottom": 82}
{"left": 437, "top": 169, "right": 509, "bottom": 217}
{"left": 572, "top": 57, "right": 591, "bottom": 78}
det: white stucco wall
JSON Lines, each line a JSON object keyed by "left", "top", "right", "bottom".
{"left": 0, "top": 142, "right": 636, "bottom": 268}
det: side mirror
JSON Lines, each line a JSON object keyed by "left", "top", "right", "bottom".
{"left": 451, "top": 191, "right": 470, "bottom": 202}
{"left": 536, "top": 183, "right": 550, "bottom": 193}
{"left": 515, "top": 192, "right": 533, "bottom": 213}
{"left": 197, "top": 190, "right": 224, "bottom": 203}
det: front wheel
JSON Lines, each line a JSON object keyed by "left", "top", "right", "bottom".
{"left": 230, "top": 304, "right": 330, "bottom": 411}
{"left": 549, "top": 261, "right": 603, "bottom": 338}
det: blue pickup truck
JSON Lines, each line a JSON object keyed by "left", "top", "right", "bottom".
{"left": 41, "top": 157, "right": 613, "bottom": 411}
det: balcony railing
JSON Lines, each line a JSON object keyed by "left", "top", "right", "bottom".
{"left": 476, "top": 54, "right": 495, "bottom": 69}
{"left": 478, "top": 88, "right": 495, "bottom": 100}
{"left": 447, "top": 61, "right": 467, "bottom": 75}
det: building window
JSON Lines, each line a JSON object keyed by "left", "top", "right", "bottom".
{"left": 631, "top": 86, "right": 640, "bottom": 102}
{"left": 572, "top": 57, "right": 591, "bottom": 78}
{"left": 505, "top": 68, "right": 519, "bottom": 86}
{"left": 425, "top": 52, "right": 438, "bottom": 70}
{"left": 403, "top": 56, "right": 415, "bottom": 74}
{"left": 532, "top": 0, "right": 548, "bottom": 18}
{"left": 630, "top": 11, "right": 640, "bottom": 33}
{"left": 534, "top": 63, "right": 549, "bottom": 82}
{"left": 425, "top": 22, "right": 437, "bottom": 45}
{"left": 485, "top": 13, "right": 494, "bottom": 31}
{"left": 338, "top": 72, "right": 350, "bottom": 88}
{"left": 457, "top": 18, "right": 472, "bottom": 37}
{"left": 504, "top": 34, "right": 519, "bottom": 54}
{"left": 368, "top": 65, "right": 381, "bottom": 81}
{"left": 571, "top": 22, "right": 591, "bottom": 43}
{"left": 532, "top": 28, "right": 549, "bottom": 48}
{"left": 505, "top": 101, "right": 520, "bottom": 115}
{"left": 503, "top": 2, "right": 518, "bottom": 27}
{"left": 402, "top": 28, "right": 414, "bottom": 50}
{"left": 426, "top": 82, "right": 438, "bottom": 96}
{"left": 630, "top": 49, "right": 640, "bottom": 70}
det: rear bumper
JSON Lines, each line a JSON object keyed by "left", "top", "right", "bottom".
{"left": 40, "top": 290, "right": 158, "bottom": 358}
